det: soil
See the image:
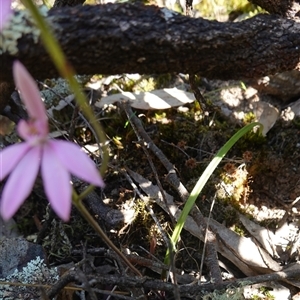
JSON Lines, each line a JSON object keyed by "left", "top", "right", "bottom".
{"left": 1, "top": 74, "right": 300, "bottom": 299}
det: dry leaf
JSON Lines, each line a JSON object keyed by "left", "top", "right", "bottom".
{"left": 96, "top": 88, "right": 195, "bottom": 110}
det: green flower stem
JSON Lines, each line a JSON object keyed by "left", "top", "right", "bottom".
{"left": 77, "top": 185, "right": 95, "bottom": 202}
{"left": 72, "top": 190, "right": 142, "bottom": 277}
{"left": 20, "top": 0, "right": 135, "bottom": 276}
{"left": 22, "top": 0, "right": 108, "bottom": 177}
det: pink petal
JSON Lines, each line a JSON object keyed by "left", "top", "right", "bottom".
{"left": 0, "top": 146, "right": 41, "bottom": 220}
{"left": 49, "top": 140, "right": 105, "bottom": 187}
{"left": 41, "top": 144, "right": 72, "bottom": 221}
{"left": 0, "top": 142, "right": 31, "bottom": 181}
{"left": 13, "top": 61, "right": 48, "bottom": 125}
{"left": 0, "top": 0, "right": 12, "bottom": 30}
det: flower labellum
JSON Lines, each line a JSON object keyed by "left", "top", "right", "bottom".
{"left": 0, "top": 61, "right": 105, "bottom": 221}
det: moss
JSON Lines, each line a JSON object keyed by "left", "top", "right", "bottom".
{"left": 243, "top": 111, "right": 256, "bottom": 124}
{"left": 232, "top": 224, "right": 246, "bottom": 236}
{"left": 134, "top": 199, "right": 151, "bottom": 224}
{"left": 203, "top": 285, "right": 246, "bottom": 300}
{"left": 133, "top": 77, "right": 157, "bottom": 92}
{"left": 195, "top": 0, "right": 263, "bottom": 20}
{"left": 234, "top": 130, "right": 266, "bottom": 153}
{"left": 292, "top": 116, "right": 300, "bottom": 129}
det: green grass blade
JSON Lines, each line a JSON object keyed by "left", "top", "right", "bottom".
{"left": 164, "top": 122, "right": 263, "bottom": 267}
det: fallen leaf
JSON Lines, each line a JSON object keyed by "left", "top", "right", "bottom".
{"left": 96, "top": 88, "right": 195, "bottom": 110}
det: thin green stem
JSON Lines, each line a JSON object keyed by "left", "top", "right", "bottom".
{"left": 22, "top": 0, "right": 109, "bottom": 177}
{"left": 20, "top": 0, "right": 134, "bottom": 277}
{"left": 72, "top": 190, "right": 142, "bottom": 277}
{"left": 77, "top": 185, "right": 96, "bottom": 202}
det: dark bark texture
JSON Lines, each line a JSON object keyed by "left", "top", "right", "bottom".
{"left": 1, "top": 3, "right": 300, "bottom": 83}
{"left": 53, "top": 0, "right": 85, "bottom": 8}
{"left": 249, "top": 0, "right": 300, "bottom": 17}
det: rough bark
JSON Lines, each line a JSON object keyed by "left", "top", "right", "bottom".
{"left": 1, "top": 3, "right": 300, "bottom": 83}
{"left": 249, "top": 0, "right": 300, "bottom": 17}
{"left": 53, "top": 0, "right": 85, "bottom": 8}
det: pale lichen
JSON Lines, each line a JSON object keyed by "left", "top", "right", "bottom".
{"left": 0, "top": 256, "right": 59, "bottom": 299}
{"left": 0, "top": 6, "right": 48, "bottom": 55}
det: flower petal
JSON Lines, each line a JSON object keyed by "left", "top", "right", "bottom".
{"left": 13, "top": 61, "right": 48, "bottom": 125}
{"left": 49, "top": 140, "right": 105, "bottom": 187}
{"left": 41, "top": 143, "right": 72, "bottom": 221}
{"left": 0, "top": 146, "right": 41, "bottom": 220}
{"left": 0, "top": 142, "right": 31, "bottom": 181}
{"left": 0, "top": 0, "right": 12, "bottom": 31}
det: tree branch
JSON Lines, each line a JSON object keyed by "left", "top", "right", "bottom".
{"left": 53, "top": 0, "right": 85, "bottom": 8}
{"left": 1, "top": 3, "right": 300, "bottom": 83}
{"left": 250, "top": 0, "right": 300, "bottom": 17}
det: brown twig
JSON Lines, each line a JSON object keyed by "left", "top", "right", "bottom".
{"left": 117, "top": 101, "right": 189, "bottom": 201}
{"left": 117, "top": 101, "right": 222, "bottom": 285}
{"left": 46, "top": 270, "right": 78, "bottom": 298}
{"left": 190, "top": 203, "right": 223, "bottom": 285}
{"left": 188, "top": 74, "right": 208, "bottom": 111}
{"left": 72, "top": 195, "right": 143, "bottom": 277}
{"left": 121, "top": 168, "right": 171, "bottom": 247}
{"left": 80, "top": 267, "right": 300, "bottom": 296}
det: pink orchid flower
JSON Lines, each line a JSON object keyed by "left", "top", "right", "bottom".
{"left": 0, "top": 0, "right": 12, "bottom": 30}
{"left": 0, "top": 61, "right": 104, "bottom": 221}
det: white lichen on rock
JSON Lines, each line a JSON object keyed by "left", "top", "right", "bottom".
{"left": 0, "top": 6, "right": 48, "bottom": 55}
{"left": 0, "top": 256, "right": 59, "bottom": 299}
{"left": 41, "top": 75, "right": 91, "bottom": 108}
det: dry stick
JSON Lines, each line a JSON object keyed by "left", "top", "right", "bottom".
{"left": 78, "top": 244, "right": 98, "bottom": 300}
{"left": 75, "top": 248, "right": 198, "bottom": 284}
{"left": 190, "top": 208, "right": 222, "bottom": 285}
{"left": 119, "top": 103, "right": 178, "bottom": 221}
{"left": 122, "top": 168, "right": 181, "bottom": 299}
{"left": 76, "top": 269, "right": 98, "bottom": 300}
{"left": 118, "top": 101, "right": 189, "bottom": 201}
{"left": 80, "top": 267, "right": 300, "bottom": 296}
{"left": 119, "top": 102, "right": 180, "bottom": 300}
{"left": 68, "top": 103, "right": 80, "bottom": 141}
{"left": 89, "top": 288, "right": 134, "bottom": 300}
{"left": 182, "top": 268, "right": 300, "bottom": 294}
{"left": 46, "top": 258, "right": 105, "bottom": 298}
{"left": 72, "top": 248, "right": 195, "bottom": 283}
{"left": 46, "top": 256, "right": 300, "bottom": 298}
{"left": 134, "top": 140, "right": 176, "bottom": 226}
{"left": 3, "top": 5, "right": 300, "bottom": 82}
{"left": 121, "top": 168, "right": 171, "bottom": 249}
{"left": 190, "top": 195, "right": 223, "bottom": 285}
{"left": 185, "top": 0, "right": 193, "bottom": 17}
{"left": 73, "top": 198, "right": 142, "bottom": 277}
{"left": 46, "top": 270, "right": 78, "bottom": 298}
{"left": 36, "top": 207, "right": 56, "bottom": 244}
{"left": 188, "top": 73, "right": 207, "bottom": 110}
{"left": 117, "top": 101, "right": 222, "bottom": 284}
{"left": 186, "top": 0, "right": 207, "bottom": 114}
{"left": 188, "top": 61, "right": 222, "bottom": 283}
{"left": 72, "top": 176, "right": 125, "bottom": 227}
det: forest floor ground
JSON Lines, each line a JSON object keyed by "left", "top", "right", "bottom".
{"left": 2, "top": 74, "right": 300, "bottom": 299}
